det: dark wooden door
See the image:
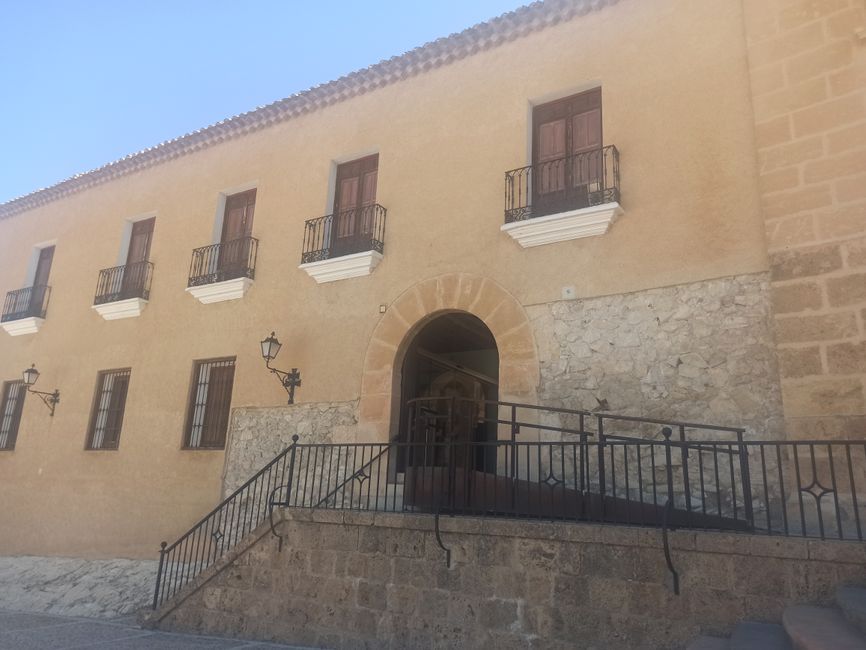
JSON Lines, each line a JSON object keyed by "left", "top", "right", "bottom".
{"left": 122, "top": 218, "right": 154, "bottom": 298}
{"left": 331, "top": 155, "right": 378, "bottom": 258}
{"left": 532, "top": 89, "right": 602, "bottom": 216}
{"left": 218, "top": 189, "right": 256, "bottom": 277}
{"left": 30, "top": 246, "right": 54, "bottom": 316}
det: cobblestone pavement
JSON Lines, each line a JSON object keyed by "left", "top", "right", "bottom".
{"left": 0, "top": 610, "right": 312, "bottom": 650}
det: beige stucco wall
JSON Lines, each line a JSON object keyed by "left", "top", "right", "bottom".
{"left": 0, "top": 0, "right": 769, "bottom": 558}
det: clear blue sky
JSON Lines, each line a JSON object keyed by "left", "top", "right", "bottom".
{"left": 0, "top": 0, "right": 526, "bottom": 204}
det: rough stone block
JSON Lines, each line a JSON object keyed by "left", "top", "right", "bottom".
{"left": 772, "top": 281, "right": 823, "bottom": 314}
{"left": 779, "top": 346, "right": 823, "bottom": 378}
{"left": 770, "top": 243, "right": 843, "bottom": 282}
{"left": 775, "top": 312, "right": 858, "bottom": 343}
{"left": 827, "top": 273, "right": 866, "bottom": 307}
{"left": 478, "top": 598, "right": 519, "bottom": 630}
{"left": 827, "top": 341, "right": 866, "bottom": 374}
{"left": 782, "top": 377, "right": 865, "bottom": 417}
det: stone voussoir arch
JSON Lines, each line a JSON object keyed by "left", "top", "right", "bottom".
{"left": 358, "top": 272, "right": 540, "bottom": 441}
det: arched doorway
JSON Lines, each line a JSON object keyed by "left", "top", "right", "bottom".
{"left": 396, "top": 312, "right": 499, "bottom": 474}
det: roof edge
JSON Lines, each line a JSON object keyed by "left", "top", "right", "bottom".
{"left": 0, "top": 0, "right": 617, "bottom": 221}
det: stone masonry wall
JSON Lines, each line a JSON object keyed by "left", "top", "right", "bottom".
{"left": 743, "top": 0, "right": 866, "bottom": 439}
{"left": 529, "top": 272, "right": 785, "bottom": 439}
{"left": 150, "top": 510, "right": 866, "bottom": 649}
{"left": 223, "top": 401, "right": 359, "bottom": 496}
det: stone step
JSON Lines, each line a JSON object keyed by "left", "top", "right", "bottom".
{"left": 837, "top": 586, "right": 866, "bottom": 637}
{"left": 783, "top": 605, "right": 866, "bottom": 650}
{"left": 686, "top": 635, "right": 730, "bottom": 650}
{"left": 730, "top": 621, "right": 791, "bottom": 650}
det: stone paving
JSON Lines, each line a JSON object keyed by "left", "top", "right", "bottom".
{"left": 0, "top": 609, "right": 312, "bottom": 650}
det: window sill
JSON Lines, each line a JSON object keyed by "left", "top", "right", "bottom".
{"left": 185, "top": 277, "right": 253, "bottom": 304}
{"left": 500, "top": 201, "right": 623, "bottom": 248}
{"left": 92, "top": 297, "right": 148, "bottom": 320}
{"left": 299, "top": 250, "right": 383, "bottom": 284}
{"left": 1, "top": 316, "right": 45, "bottom": 336}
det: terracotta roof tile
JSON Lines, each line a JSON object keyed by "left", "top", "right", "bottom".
{"left": 0, "top": 0, "right": 616, "bottom": 220}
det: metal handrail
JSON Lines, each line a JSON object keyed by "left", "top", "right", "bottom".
{"left": 188, "top": 236, "right": 258, "bottom": 287}
{"left": 1, "top": 284, "right": 51, "bottom": 322}
{"left": 504, "top": 144, "right": 620, "bottom": 223}
{"left": 94, "top": 261, "right": 154, "bottom": 304}
{"left": 301, "top": 203, "right": 387, "bottom": 264}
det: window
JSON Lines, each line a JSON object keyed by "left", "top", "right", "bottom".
{"left": 184, "top": 358, "right": 236, "bottom": 449}
{"left": 331, "top": 155, "right": 378, "bottom": 258}
{"left": 122, "top": 217, "right": 155, "bottom": 298}
{"left": 532, "top": 88, "right": 602, "bottom": 215}
{"left": 86, "top": 369, "right": 131, "bottom": 450}
{"left": 218, "top": 190, "right": 256, "bottom": 278}
{"left": 0, "top": 381, "right": 25, "bottom": 450}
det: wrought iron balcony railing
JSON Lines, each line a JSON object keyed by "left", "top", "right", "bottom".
{"left": 504, "top": 144, "right": 620, "bottom": 223}
{"left": 188, "top": 236, "right": 258, "bottom": 287}
{"left": 301, "top": 204, "right": 386, "bottom": 264}
{"left": 1, "top": 285, "right": 51, "bottom": 322}
{"left": 94, "top": 261, "right": 154, "bottom": 305}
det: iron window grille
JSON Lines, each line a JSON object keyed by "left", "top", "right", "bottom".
{"left": 183, "top": 358, "right": 236, "bottom": 449}
{"left": 86, "top": 369, "right": 131, "bottom": 450}
{"left": 0, "top": 381, "right": 25, "bottom": 450}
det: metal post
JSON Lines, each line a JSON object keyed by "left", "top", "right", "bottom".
{"left": 597, "top": 415, "right": 606, "bottom": 495}
{"left": 285, "top": 434, "right": 299, "bottom": 507}
{"left": 152, "top": 541, "right": 167, "bottom": 610}
{"left": 679, "top": 425, "right": 691, "bottom": 524}
{"left": 662, "top": 427, "right": 675, "bottom": 506}
{"left": 737, "top": 430, "right": 754, "bottom": 528}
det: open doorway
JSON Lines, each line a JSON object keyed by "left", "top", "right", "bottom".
{"left": 396, "top": 312, "right": 499, "bottom": 474}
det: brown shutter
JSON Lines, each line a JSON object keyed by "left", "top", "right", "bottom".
{"left": 0, "top": 381, "right": 25, "bottom": 450}
{"left": 332, "top": 155, "right": 379, "bottom": 253}
{"left": 219, "top": 190, "right": 256, "bottom": 275}
{"left": 102, "top": 374, "right": 129, "bottom": 448}
{"left": 126, "top": 218, "right": 155, "bottom": 265}
{"left": 532, "top": 88, "right": 603, "bottom": 214}
{"left": 221, "top": 189, "right": 256, "bottom": 243}
{"left": 201, "top": 364, "right": 234, "bottom": 448}
{"left": 33, "top": 246, "right": 54, "bottom": 287}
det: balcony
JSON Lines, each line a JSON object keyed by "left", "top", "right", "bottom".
{"left": 501, "top": 145, "right": 623, "bottom": 248}
{"left": 298, "top": 204, "right": 387, "bottom": 283}
{"left": 92, "top": 261, "right": 154, "bottom": 320}
{"left": 1, "top": 285, "right": 51, "bottom": 336}
{"left": 185, "top": 236, "right": 258, "bottom": 304}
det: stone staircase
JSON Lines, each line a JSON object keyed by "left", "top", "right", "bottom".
{"left": 687, "top": 586, "right": 866, "bottom": 649}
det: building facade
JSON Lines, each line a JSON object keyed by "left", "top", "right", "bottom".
{"left": 0, "top": 0, "right": 863, "bottom": 571}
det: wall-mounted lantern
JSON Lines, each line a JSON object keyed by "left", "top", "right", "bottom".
{"left": 22, "top": 363, "right": 60, "bottom": 416}
{"left": 260, "top": 332, "right": 301, "bottom": 404}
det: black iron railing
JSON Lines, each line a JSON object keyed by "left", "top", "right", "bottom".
{"left": 504, "top": 144, "right": 620, "bottom": 223}
{"left": 188, "top": 236, "right": 258, "bottom": 287}
{"left": 1, "top": 285, "right": 51, "bottom": 322}
{"left": 153, "top": 397, "right": 866, "bottom": 610}
{"left": 301, "top": 204, "right": 386, "bottom": 264}
{"left": 94, "top": 261, "right": 154, "bottom": 305}
{"left": 153, "top": 437, "right": 300, "bottom": 609}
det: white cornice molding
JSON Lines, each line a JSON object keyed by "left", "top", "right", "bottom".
{"left": 501, "top": 202, "right": 623, "bottom": 248}
{"left": 299, "top": 251, "right": 384, "bottom": 283}
{"left": 1, "top": 316, "right": 45, "bottom": 336}
{"left": 92, "top": 297, "right": 148, "bottom": 320}
{"left": 186, "top": 277, "right": 254, "bottom": 304}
